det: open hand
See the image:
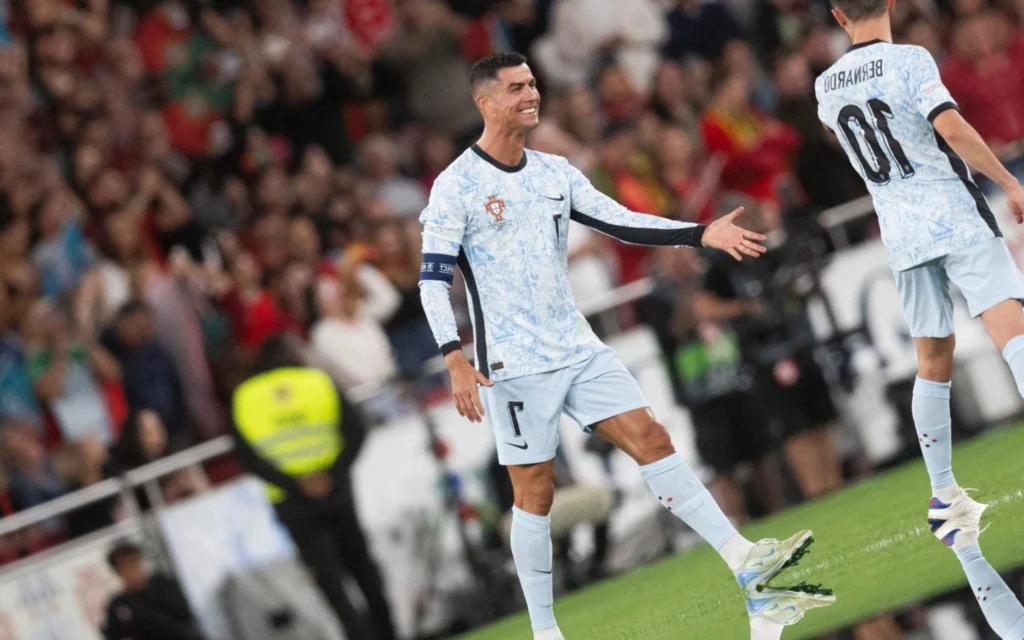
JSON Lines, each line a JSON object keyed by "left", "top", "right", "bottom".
{"left": 1006, "top": 183, "right": 1024, "bottom": 224}
{"left": 446, "top": 351, "right": 494, "bottom": 423}
{"left": 701, "top": 207, "right": 767, "bottom": 261}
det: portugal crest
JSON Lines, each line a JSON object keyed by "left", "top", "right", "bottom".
{"left": 485, "top": 195, "right": 506, "bottom": 222}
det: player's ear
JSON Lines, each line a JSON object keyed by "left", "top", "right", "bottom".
{"left": 474, "top": 92, "right": 490, "bottom": 115}
{"left": 831, "top": 7, "right": 848, "bottom": 28}
{"left": 886, "top": 0, "right": 896, "bottom": 13}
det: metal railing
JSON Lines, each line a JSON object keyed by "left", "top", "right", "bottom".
{"left": 818, "top": 195, "right": 875, "bottom": 250}
{"left": 0, "top": 277, "right": 658, "bottom": 543}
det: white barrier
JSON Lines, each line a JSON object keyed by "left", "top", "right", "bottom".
{"left": 0, "top": 523, "right": 139, "bottom": 640}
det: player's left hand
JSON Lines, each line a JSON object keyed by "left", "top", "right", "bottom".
{"left": 700, "top": 207, "right": 768, "bottom": 261}
{"left": 1005, "top": 183, "right": 1024, "bottom": 224}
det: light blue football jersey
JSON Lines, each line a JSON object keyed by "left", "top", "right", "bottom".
{"left": 815, "top": 40, "right": 1000, "bottom": 272}
{"left": 418, "top": 145, "right": 703, "bottom": 381}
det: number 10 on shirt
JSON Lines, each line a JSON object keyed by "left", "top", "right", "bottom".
{"left": 838, "top": 98, "right": 915, "bottom": 185}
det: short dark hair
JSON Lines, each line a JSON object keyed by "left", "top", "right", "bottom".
{"left": 469, "top": 52, "right": 528, "bottom": 94}
{"left": 116, "top": 299, "right": 151, "bottom": 321}
{"left": 830, "top": 0, "right": 887, "bottom": 22}
{"left": 253, "top": 333, "right": 303, "bottom": 374}
{"left": 107, "top": 540, "right": 141, "bottom": 570}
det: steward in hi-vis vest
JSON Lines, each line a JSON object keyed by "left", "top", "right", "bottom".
{"left": 229, "top": 336, "right": 397, "bottom": 640}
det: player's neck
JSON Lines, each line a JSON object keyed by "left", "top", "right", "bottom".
{"left": 848, "top": 15, "right": 892, "bottom": 47}
{"left": 476, "top": 127, "right": 527, "bottom": 168}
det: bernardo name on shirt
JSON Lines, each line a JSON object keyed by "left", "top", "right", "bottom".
{"left": 821, "top": 59, "right": 884, "bottom": 93}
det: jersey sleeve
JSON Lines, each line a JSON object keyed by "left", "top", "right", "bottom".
{"left": 563, "top": 159, "right": 705, "bottom": 247}
{"left": 418, "top": 174, "right": 465, "bottom": 356}
{"left": 906, "top": 46, "right": 957, "bottom": 123}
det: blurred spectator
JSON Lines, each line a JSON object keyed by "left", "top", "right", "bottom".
{"left": 655, "top": 124, "right": 724, "bottom": 224}
{"left": 0, "top": 278, "right": 44, "bottom": 430}
{"left": 374, "top": 222, "right": 440, "bottom": 378}
{"left": 103, "top": 540, "right": 205, "bottom": 640}
{"left": 382, "top": 0, "right": 481, "bottom": 148}
{"left": 24, "top": 299, "right": 121, "bottom": 445}
{"left": 111, "top": 409, "right": 199, "bottom": 506}
{"left": 589, "top": 120, "right": 669, "bottom": 283}
{"left": 101, "top": 300, "right": 187, "bottom": 442}
{"left": 663, "top": 0, "right": 743, "bottom": 62}
{"left": 773, "top": 51, "right": 866, "bottom": 209}
{"left": 650, "top": 60, "right": 701, "bottom": 133}
{"left": 310, "top": 257, "right": 400, "bottom": 393}
{"left": 53, "top": 436, "right": 117, "bottom": 538}
{"left": 111, "top": 409, "right": 170, "bottom": 472}
{"left": 0, "top": 420, "right": 65, "bottom": 513}
{"left": 417, "top": 131, "right": 457, "bottom": 190}
{"left": 359, "top": 134, "right": 428, "bottom": 219}
{"left": 941, "top": 10, "right": 1024, "bottom": 163}
{"left": 700, "top": 70, "right": 800, "bottom": 210}
{"left": 531, "top": 0, "right": 667, "bottom": 94}
{"left": 218, "top": 251, "right": 289, "bottom": 352}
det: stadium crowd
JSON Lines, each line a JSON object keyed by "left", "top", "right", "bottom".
{"left": 1, "top": 0, "right": 1024, "bottom": 633}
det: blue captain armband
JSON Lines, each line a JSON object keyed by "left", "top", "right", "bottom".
{"left": 420, "top": 253, "right": 457, "bottom": 285}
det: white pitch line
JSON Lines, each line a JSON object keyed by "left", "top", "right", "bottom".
{"left": 782, "top": 488, "right": 1024, "bottom": 581}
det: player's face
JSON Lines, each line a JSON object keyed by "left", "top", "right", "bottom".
{"left": 490, "top": 64, "right": 541, "bottom": 132}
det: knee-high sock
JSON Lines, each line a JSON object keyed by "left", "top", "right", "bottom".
{"left": 912, "top": 377, "right": 956, "bottom": 495}
{"left": 640, "top": 454, "right": 751, "bottom": 568}
{"left": 511, "top": 506, "right": 557, "bottom": 631}
{"left": 956, "top": 544, "right": 1024, "bottom": 640}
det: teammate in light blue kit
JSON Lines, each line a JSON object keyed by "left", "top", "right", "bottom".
{"left": 419, "top": 52, "right": 835, "bottom": 640}
{"left": 817, "top": 0, "right": 1024, "bottom": 637}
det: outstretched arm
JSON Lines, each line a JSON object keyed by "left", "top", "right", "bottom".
{"left": 906, "top": 44, "right": 1024, "bottom": 222}
{"left": 564, "top": 161, "right": 766, "bottom": 260}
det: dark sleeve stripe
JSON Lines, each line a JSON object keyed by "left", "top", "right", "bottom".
{"left": 439, "top": 340, "right": 462, "bottom": 356}
{"left": 420, "top": 253, "right": 457, "bottom": 284}
{"left": 569, "top": 209, "right": 705, "bottom": 247}
{"left": 928, "top": 102, "right": 958, "bottom": 124}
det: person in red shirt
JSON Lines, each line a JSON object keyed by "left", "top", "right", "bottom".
{"left": 941, "top": 11, "right": 1024, "bottom": 160}
{"left": 700, "top": 71, "right": 800, "bottom": 208}
{"left": 218, "top": 252, "right": 289, "bottom": 351}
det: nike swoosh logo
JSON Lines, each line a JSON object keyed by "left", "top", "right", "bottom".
{"left": 506, "top": 441, "right": 529, "bottom": 450}
{"left": 760, "top": 549, "right": 776, "bottom": 559}
{"left": 537, "top": 570, "right": 552, "bottom": 574}
{"left": 542, "top": 194, "right": 565, "bottom": 201}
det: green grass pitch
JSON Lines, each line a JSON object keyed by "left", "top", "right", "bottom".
{"left": 457, "top": 424, "right": 1024, "bottom": 639}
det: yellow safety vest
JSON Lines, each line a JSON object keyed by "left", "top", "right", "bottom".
{"left": 233, "top": 367, "right": 344, "bottom": 503}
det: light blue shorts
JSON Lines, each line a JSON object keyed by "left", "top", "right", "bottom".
{"left": 481, "top": 348, "right": 649, "bottom": 465}
{"left": 894, "top": 237, "right": 1024, "bottom": 338}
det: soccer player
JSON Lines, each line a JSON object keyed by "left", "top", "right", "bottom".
{"left": 817, "top": 1, "right": 1024, "bottom": 638}
{"left": 419, "top": 52, "right": 835, "bottom": 640}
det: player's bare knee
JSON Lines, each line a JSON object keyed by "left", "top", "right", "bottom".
{"left": 915, "top": 336, "right": 955, "bottom": 382}
{"left": 510, "top": 463, "right": 555, "bottom": 515}
{"left": 634, "top": 421, "right": 675, "bottom": 466}
{"left": 515, "top": 481, "right": 555, "bottom": 515}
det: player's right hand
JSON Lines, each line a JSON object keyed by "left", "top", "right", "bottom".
{"left": 446, "top": 351, "right": 494, "bottom": 423}
{"left": 1005, "top": 183, "right": 1024, "bottom": 224}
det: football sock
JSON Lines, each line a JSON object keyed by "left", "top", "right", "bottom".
{"left": 1002, "top": 335, "right": 1024, "bottom": 401}
{"left": 640, "top": 454, "right": 747, "bottom": 566}
{"left": 749, "top": 616, "right": 786, "bottom": 640}
{"left": 510, "top": 506, "right": 558, "bottom": 632}
{"left": 912, "top": 377, "right": 957, "bottom": 496}
{"left": 954, "top": 541, "right": 1024, "bottom": 640}
{"left": 532, "top": 624, "right": 564, "bottom": 640}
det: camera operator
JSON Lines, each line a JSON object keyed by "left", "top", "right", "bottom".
{"left": 699, "top": 205, "right": 844, "bottom": 500}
